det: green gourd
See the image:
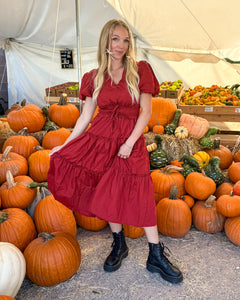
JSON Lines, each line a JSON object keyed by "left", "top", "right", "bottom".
{"left": 203, "top": 156, "right": 224, "bottom": 186}
{"left": 149, "top": 135, "right": 168, "bottom": 169}
{"left": 199, "top": 127, "right": 220, "bottom": 149}
{"left": 180, "top": 155, "right": 200, "bottom": 178}
{"left": 164, "top": 109, "right": 182, "bottom": 135}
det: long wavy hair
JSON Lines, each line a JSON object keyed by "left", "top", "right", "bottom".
{"left": 92, "top": 19, "right": 140, "bottom": 103}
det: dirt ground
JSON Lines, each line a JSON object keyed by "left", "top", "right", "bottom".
{"left": 16, "top": 225, "right": 240, "bottom": 300}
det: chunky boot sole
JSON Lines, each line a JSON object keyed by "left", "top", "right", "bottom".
{"left": 147, "top": 262, "right": 183, "bottom": 284}
{"left": 104, "top": 250, "right": 128, "bottom": 272}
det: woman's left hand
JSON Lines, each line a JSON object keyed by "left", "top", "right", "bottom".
{"left": 117, "top": 142, "right": 133, "bottom": 159}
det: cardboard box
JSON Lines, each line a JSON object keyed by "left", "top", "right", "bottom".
{"left": 158, "top": 89, "right": 167, "bottom": 98}
{"left": 166, "top": 85, "right": 184, "bottom": 99}
{"left": 178, "top": 104, "right": 240, "bottom": 122}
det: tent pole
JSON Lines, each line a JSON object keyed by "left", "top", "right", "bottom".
{"left": 75, "top": 0, "right": 82, "bottom": 113}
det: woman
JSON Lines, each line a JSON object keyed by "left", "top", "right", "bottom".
{"left": 48, "top": 19, "right": 183, "bottom": 284}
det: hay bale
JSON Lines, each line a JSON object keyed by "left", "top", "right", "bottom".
{"left": 144, "top": 132, "right": 202, "bottom": 161}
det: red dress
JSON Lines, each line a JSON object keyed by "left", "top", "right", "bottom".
{"left": 47, "top": 61, "right": 159, "bottom": 227}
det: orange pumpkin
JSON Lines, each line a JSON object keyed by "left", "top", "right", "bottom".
{"left": 233, "top": 149, "right": 240, "bottom": 162}
{"left": 181, "top": 194, "right": 195, "bottom": 208}
{"left": 216, "top": 192, "right": 240, "bottom": 217}
{"left": 34, "top": 194, "right": 77, "bottom": 236}
{"left": 7, "top": 104, "right": 46, "bottom": 133}
{"left": 48, "top": 94, "right": 80, "bottom": 128}
{"left": 23, "top": 232, "right": 81, "bottom": 286}
{"left": 185, "top": 171, "right": 216, "bottom": 200}
{"left": 178, "top": 113, "right": 209, "bottom": 139}
{"left": 148, "top": 97, "right": 177, "bottom": 130}
{"left": 0, "top": 170, "right": 37, "bottom": 209}
{"left": 143, "top": 125, "right": 149, "bottom": 134}
{"left": 205, "top": 138, "right": 233, "bottom": 170}
{"left": 2, "top": 129, "right": 40, "bottom": 159}
{"left": 42, "top": 128, "right": 71, "bottom": 150}
{"left": 151, "top": 165, "right": 186, "bottom": 204}
{"left": 228, "top": 162, "right": 240, "bottom": 183}
{"left": 0, "top": 208, "right": 37, "bottom": 252}
{"left": 233, "top": 180, "right": 240, "bottom": 196}
{"left": 0, "top": 146, "right": 28, "bottom": 185}
{"left": 156, "top": 186, "right": 192, "bottom": 238}
{"left": 214, "top": 182, "right": 233, "bottom": 198}
{"left": 28, "top": 147, "right": 50, "bottom": 182}
{"left": 192, "top": 195, "right": 225, "bottom": 233}
{"left": 152, "top": 123, "right": 164, "bottom": 134}
{"left": 224, "top": 216, "right": 240, "bottom": 246}
{"left": 74, "top": 212, "right": 107, "bottom": 231}
{"left": 123, "top": 224, "right": 145, "bottom": 239}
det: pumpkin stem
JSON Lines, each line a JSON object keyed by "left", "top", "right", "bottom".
{"left": 0, "top": 212, "right": 8, "bottom": 224}
{"left": 38, "top": 232, "right": 55, "bottom": 241}
{"left": 169, "top": 186, "right": 178, "bottom": 200}
{"left": 34, "top": 145, "right": 45, "bottom": 151}
{"left": 213, "top": 138, "right": 221, "bottom": 149}
{"left": 6, "top": 169, "right": 17, "bottom": 188}
{"left": 232, "top": 136, "right": 240, "bottom": 155}
{"left": 161, "top": 165, "right": 183, "bottom": 173}
{"left": 21, "top": 99, "right": 27, "bottom": 106}
{"left": 58, "top": 93, "right": 68, "bottom": 106}
{"left": 0, "top": 145, "right": 13, "bottom": 161}
{"left": 204, "top": 195, "right": 216, "bottom": 208}
{"left": 28, "top": 181, "right": 48, "bottom": 189}
{"left": 17, "top": 127, "right": 29, "bottom": 136}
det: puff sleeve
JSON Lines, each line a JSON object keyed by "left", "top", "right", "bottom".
{"left": 79, "top": 69, "right": 96, "bottom": 100}
{"left": 138, "top": 61, "right": 159, "bottom": 96}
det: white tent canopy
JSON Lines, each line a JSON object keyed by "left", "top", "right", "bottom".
{"left": 0, "top": 0, "right": 240, "bottom": 108}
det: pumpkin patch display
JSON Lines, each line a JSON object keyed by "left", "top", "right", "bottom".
{"left": 148, "top": 97, "right": 177, "bottom": 130}
{"left": 156, "top": 186, "right": 192, "bottom": 238}
{"left": 23, "top": 232, "right": 81, "bottom": 286}
{"left": 7, "top": 104, "right": 46, "bottom": 133}
{"left": 0, "top": 208, "right": 37, "bottom": 252}
{"left": 74, "top": 212, "right": 108, "bottom": 231}
{"left": 34, "top": 194, "right": 77, "bottom": 236}
{"left": 0, "top": 170, "right": 37, "bottom": 209}
{"left": 151, "top": 165, "right": 185, "bottom": 204}
{"left": 0, "top": 146, "right": 28, "bottom": 185}
{"left": 185, "top": 171, "right": 216, "bottom": 200}
{"left": 205, "top": 138, "right": 233, "bottom": 170}
{"left": 192, "top": 195, "right": 225, "bottom": 233}
{"left": 0, "top": 242, "right": 26, "bottom": 298}
{"left": 48, "top": 93, "right": 80, "bottom": 128}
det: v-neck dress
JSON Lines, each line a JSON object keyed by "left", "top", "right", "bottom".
{"left": 47, "top": 60, "right": 159, "bottom": 227}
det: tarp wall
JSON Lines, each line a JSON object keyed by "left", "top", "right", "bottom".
{"left": 0, "top": 0, "right": 240, "bottom": 108}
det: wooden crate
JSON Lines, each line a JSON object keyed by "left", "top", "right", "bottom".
{"left": 178, "top": 105, "right": 240, "bottom": 122}
{"left": 44, "top": 96, "right": 82, "bottom": 109}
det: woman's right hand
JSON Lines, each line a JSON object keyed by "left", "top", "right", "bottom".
{"left": 49, "top": 145, "right": 64, "bottom": 156}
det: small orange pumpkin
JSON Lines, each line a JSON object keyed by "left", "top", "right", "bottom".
{"left": 152, "top": 123, "right": 164, "bottom": 134}
{"left": 228, "top": 162, "right": 240, "bottom": 183}
{"left": 216, "top": 192, "right": 240, "bottom": 217}
{"left": 214, "top": 182, "right": 233, "bottom": 198}
{"left": 224, "top": 216, "right": 240, "bottom": 246}
{"left": 123, "top": 224, "right": 145, "bottom": 239}
{"left": 74, "top": 212, "right": 107, "bottom": 231}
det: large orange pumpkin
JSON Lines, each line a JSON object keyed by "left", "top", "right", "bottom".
{"left": 23, "top": 232, "right": 81, "bottom": 286}
{"left": 7, "top": 104, "right": 46, "bottom": 133}
{"left": 216, "top": 192, "right": 240, "bottom": 217}
{"left": 34, "top": 194, "right": 77, "bottom": 236}
{"left": 192, "top": 195, "right": 225, "bottom": 233}
{"left": 185, "top": 171, "right": 216, "bottom": 200}
{"left": 0, "top": 146, "right": 28, "bottom": 185}
{"left": 0, "top": 170, "right": 37, "bottom": 209}
{"left": 48, "top": 94, "right": 80, "bottom": 128}
{"left": 156, "top": 186, "right": 192, "bottom": 238}
{"left": 178, "top": 113, "right": 209, "bottom": 139}
{"left": 0, "top": 208, "right": 37, "bottom": 252}
{"left": 28, "top": 147, "right": 50, "bottom": 182}
{"left": 2, "top": 129, "right": 40, "bottom": 159}
{"left": 42, "top": 127, "right": 71, "bottom": 150}
{"left": 148, "top": 97, "right": 177, "bottom": 130}
{"left": 151, "top": 165, "right": 186, "bottom": 204}
{"left": 74, "top": 212, "right": 107, "bottom": 231}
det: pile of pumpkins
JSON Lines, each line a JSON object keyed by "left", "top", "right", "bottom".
{"left": 1, "top": 96, "right": 240, "bottom": 297}
{"left": 0, "top": 97, "right": 144, "bottom": 297}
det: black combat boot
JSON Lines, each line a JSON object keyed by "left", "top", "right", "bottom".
{"left": 146, "top": 242, "right": 183, "bottom": 283}
{"left": 104, "top": 229, "right": 128, "bottom": 272}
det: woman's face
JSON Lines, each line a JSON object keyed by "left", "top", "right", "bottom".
{"left": 109, "top": 26, "right": 130, "bottom": 62}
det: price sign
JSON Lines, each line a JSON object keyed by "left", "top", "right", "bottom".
{"left": 60, "top": 49, "right": 74, "bottom": 69}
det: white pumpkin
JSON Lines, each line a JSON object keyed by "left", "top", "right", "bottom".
{"left": 0, "top": 242, "right": 26, "bottom": 297}
{"left": 175, "top": 126, "right": 188, "bottom": 139}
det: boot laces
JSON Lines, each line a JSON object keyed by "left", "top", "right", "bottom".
{"left": 110, "top": 240, "right": 119, "bottom": 256}
{"left": 159, "top": 242, "right": 173, "bottom": 266}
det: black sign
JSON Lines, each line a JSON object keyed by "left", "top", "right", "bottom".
{"left": 60, "top": 49, "right": 74, "bottom": 69}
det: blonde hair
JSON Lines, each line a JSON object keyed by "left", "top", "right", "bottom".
{"left": 93, "top": 19, "right": 140, "bottom": 102}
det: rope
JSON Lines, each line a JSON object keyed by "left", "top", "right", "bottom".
{"left": 46, "top": 0, "right": 61, "bottom": 104}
